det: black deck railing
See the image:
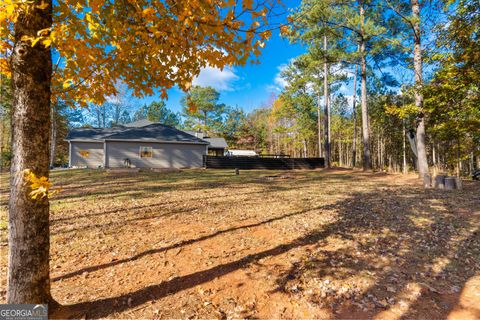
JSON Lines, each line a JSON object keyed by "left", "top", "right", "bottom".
{"left": 204, "top": 156, "right": 325, "bottom": 170}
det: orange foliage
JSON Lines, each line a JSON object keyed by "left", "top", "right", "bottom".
{"left": 1, "top": 0, "right": 279, "bottom": 106}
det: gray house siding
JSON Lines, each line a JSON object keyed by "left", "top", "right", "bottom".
{"left": 105, "top": 141, "right": 206, "bottom": 168}
{"left": 70, "top": 141, "right": 104, "bottom": 168}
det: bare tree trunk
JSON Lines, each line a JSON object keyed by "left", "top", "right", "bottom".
{"left": 8, "top": 1, "right": 56, "bottom": 306}
{"left": 96, "top": 108, "right": 101, "bottom": 127}
{"left": 381, "top": 136, "right": 385, "bottom": 170}
{"left": 470, "top": 151, "right": 474, "bottom": 175}
{"left": 360, "top": 2, "right": 371, "bottom": 170}
{"left": 456, "top": 137, "right": 461, "bottom": 176}
{"left": 323, "top": 34, "right": 331, "bottom": 168}
{"left": 102, "top": 105, "right": 106, "bottom": 128}
{"left": 49, "top": 104, "right": 56, "bottom": 167}
{"left": 203, "top": 110, "right": 208, "bottom": 136}
{"left": 339, "top": 141, "right": 343, "bottom": 166}
{"left": 352, "top": 64, "right": 358, "bottom": 168}
{"left": 411, "top": 0, "right": 428, "bottom": 177}
{"left": 114, "top": 103, "right": 121, "bottom": 125}
{"left": 317, "top": 92, "right": 322, "bottom": 157}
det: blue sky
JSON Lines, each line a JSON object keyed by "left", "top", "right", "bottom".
{"left": 112, "top": 0, "right": 432, "bottom": 118}
{"left": 132, "top": 2, "right": 305, "bottom": 114}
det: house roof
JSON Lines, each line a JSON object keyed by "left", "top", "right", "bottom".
{"left": 124, "top": 119, "right": 154, "bottom": 127}
{"left": 66, "top": 123, "right": 208, "bottom": 144}
{"left": 65, "top": 126, "right": 127, "bottom": 141}
{"left": 106, "top": 124, "right": 208, "bottom": 143}
{"left": 185, "top": 130, "right": 205, "bottom": 139}
{"left": 204, "top": 137, "right": 228, "bottom": 149}
{"left": 184, "top": 131, "right": 228, "bottom": 149}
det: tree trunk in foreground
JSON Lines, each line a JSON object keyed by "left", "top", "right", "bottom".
{"left": 411, "top": 0, "right": 429, "bottom": 177}
{"left": 359, "top": 2, "right": 371, "bottom": 171}
{"left": 8, "top": 1, "right": 54, "bottom": 305}
{"left": 323, "top": 34, "right": 331, "bottom": 168}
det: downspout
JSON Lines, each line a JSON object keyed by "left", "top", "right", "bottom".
{"left": 204, "top": 144, "right": 208, "bottom": 168}
{"left": 104, "top": 140, "right": 108, "bottom": 168}
{"left": 68, "top": 141, "right": 72, "bottom": 167}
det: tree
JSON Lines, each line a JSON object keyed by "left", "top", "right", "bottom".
{"left": 5, "top": 0, "right": 53, "bottom": 305}
{"left": 106, "top": 82, "right": 131, "bottom": 126}
{"left": 181, "top": 86, "right": 225, "bottom": 135}
{"left": 1, "top": 0, "right": 277, "bottom": 307}
{"left": 0, "top": 75, "right": 13, "bottom": 171}
{"left": 282, "top": 0, "right": 340, "bottom": 166}
{"left": 285, "top": 0, "right": 400, "bottom": 170}
{"left": 63, "top": 106, "right": 84, "bottom": 128}
{"left": 278, "top": 60, "right": 317, "bottom": 157}
{"left": 118, "top": 110, "right": 132, "bottom": 125}
{"left": 422, "top": 0, "right": 480, "bottom": 174}
{"left": 384, "top": 0, "right": 451, "bottom": 177}
{"left": 133, "top": 104, "right": 148, "bottom": 122}
{"left": 223, "top": 106, "right": 247, "bottom": 146}
{"left": 352, "top": 64, "right": 359, "bottom": 167}
{"left": 241, "top": 107, "right": 271, "bottom": 153}
{"left": 279, "top": 54, "right": 326, "bottom": 158}
{"left": 410, "top": 0, "right": 429, "bottom": 177}
{"left": 49, "top": 101, "right": 69, "bottom": 167}
{"left": 146, "top": 101, "right": 181, "bottom": 127}
{"left": 94, "top": 104, "right": 110, "bottom": 127}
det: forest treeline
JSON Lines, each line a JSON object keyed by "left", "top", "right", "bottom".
{"left": 0, "top": 0, "right": 478, "bottom": 176}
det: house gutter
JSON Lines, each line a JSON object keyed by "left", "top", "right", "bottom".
{"left": 103, "top": 139, "right": 209, "bottom": 145}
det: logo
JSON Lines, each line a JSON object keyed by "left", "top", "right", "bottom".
{"left": 0, "top": 304, "right": 48, "bottom": 320}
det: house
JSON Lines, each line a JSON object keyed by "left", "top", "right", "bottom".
{"left": 185, "top": 131, "right": 228, "bottom": 156}
{"left": 66, "top": 122, "right": 209, "bottom": 169}
{"left": 126, "top": 122, "right": 229, "bottom": 156}
{"left": 204, "top": 138, "right": 228, "bottom": 156}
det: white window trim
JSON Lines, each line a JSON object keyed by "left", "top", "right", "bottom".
{"left": 139, "top": 146, "right": 153, "bottom": 158}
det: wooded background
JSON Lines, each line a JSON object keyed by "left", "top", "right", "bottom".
{"left": 1, "top": 0, "right": 478, "bottom": 176}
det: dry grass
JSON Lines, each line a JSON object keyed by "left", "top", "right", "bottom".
{"left": 0, "top": 168, "right": 479, "bottom": 319}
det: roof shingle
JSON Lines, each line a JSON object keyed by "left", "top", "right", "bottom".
{"left": 66, "top": 123, "right": 208, "bottom": 144}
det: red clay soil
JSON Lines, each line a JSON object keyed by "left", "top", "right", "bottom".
{"left": 0, "top": 169, "right": 479, "bottom": 319}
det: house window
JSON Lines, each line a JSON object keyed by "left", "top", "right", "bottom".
{"left": 139, "top": 146, "right": 153, "bottom": 158}
{"left": 79, "top": 150, "right": 90, "bottom": 158}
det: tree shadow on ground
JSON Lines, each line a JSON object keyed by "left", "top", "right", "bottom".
{"left": 50, "top": 188, "right": 274, "bottom": 224}
{"left": 52, "top": 206, "right": 327, "bottom": 282}
{"left": 49, "top": 180, "right": 302, "bottom": 236}
{"left": 56, "top": 177, "right": 479, "bottom": 319}
{"left": 273, "top": 183, "right": 480, "bottom": 319}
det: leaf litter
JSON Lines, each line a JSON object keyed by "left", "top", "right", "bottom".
{"left": 0, "top": 168, "right": 479, "bottom": 319}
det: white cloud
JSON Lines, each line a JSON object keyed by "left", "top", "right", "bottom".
{"left": 339, "top": 83, "right": 349, "bottom": 94}
{"left": 192, "top": 65, "right": 239, "bottom": 91}
{"left": 274, "top": 68, "right": 288, "bottom": 88}
{"left": 267, "top": 63, "right": 289, "bottom": 93}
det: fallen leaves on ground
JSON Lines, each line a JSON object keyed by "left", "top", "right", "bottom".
{"left": 0, "top": 168, "right": 478, "bottom": 319}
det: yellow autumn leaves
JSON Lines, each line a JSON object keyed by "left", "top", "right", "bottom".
{"left": 2, "top": 0, "right": 275, "bottom": 108}
{"left": 20, "top": 27, "right": 55, "bottom": 48}
{"left": 0, "top": 0, "right": 53, "bottom": 77}
{"left": 23, "top": 169, "right": 60, "bottom": 201}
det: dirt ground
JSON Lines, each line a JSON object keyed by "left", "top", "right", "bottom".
{"left": 0, "top": 168, "right": 479, "bottom": 319}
